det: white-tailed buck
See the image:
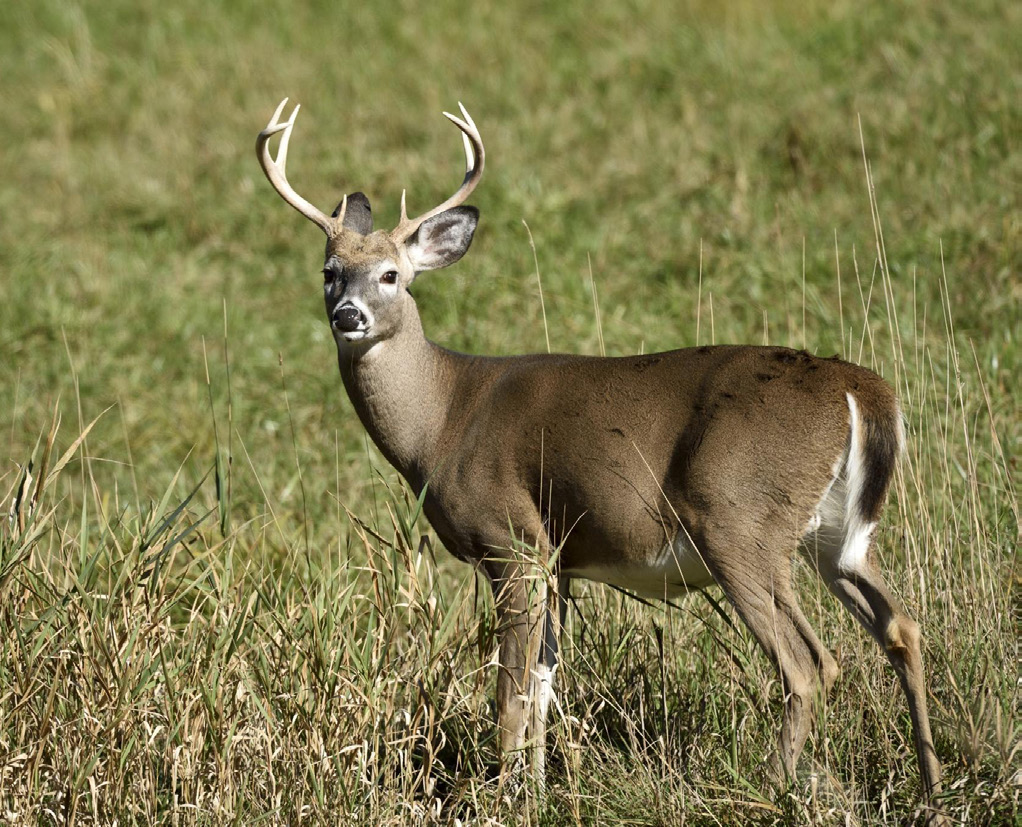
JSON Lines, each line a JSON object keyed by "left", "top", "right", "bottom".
{"left": 257, "top": 99, "right": 944, "bottom": 819}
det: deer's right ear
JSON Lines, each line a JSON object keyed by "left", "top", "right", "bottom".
{"left": 405, "top": 206, "right": 479, "bottom": 273}
{"left": 333, "top": 192, "right": 373, "bottom": 235}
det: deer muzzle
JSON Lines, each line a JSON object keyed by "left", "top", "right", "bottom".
{"left": 332, "top": 303, "right": 366, "bottom": 334}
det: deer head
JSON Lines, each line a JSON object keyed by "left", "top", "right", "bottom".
{"left": 256, "top": 99, "right": 484, "bottom": 346}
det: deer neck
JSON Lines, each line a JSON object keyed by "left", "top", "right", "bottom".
{"left": 335, "top": 308, "right": 452, "bottom": 490}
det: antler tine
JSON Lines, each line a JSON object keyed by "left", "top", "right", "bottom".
{"left": 455, "top": 102, "right": 479, "bottom": 171}
{"left": 256, "top": 99, "right": 337, "bottom": 237}
{"left": 390, "top": 103, "right": 485, "bottom": 244}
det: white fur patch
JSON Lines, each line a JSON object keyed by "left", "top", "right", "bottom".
{"left": 801, "top": 393, "right": 875, "bottom": 574}
{"left": 840, "top": 394, "right": 874, "bottom": 571}
{"left": 840, "top": 518, "right": 875, "bottom": 572}
{"left": 533, "top": 663, "right": 556, "bottom": 723}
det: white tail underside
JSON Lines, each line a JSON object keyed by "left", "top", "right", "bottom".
{"left": 802, "top": 393, "right": 878, "bottom": 574}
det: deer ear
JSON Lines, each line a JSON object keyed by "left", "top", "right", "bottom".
{"left": 405, "top": 207, "right": 478, "bottom": 272}
{"left": 333, "top": 192, "right": 373, "bottom": 235}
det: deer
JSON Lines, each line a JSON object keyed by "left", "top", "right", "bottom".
{"left": 256, "top": 98, "right": 944, "bottom": 821}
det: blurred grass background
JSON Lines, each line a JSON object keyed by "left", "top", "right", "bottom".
{"left": 0, "top": 0, "right": 1017, "bottom": 824}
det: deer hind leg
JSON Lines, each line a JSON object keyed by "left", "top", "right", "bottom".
{"left": 705, "top": 539, "right": 839, "bottom": 782}
{"left": 802, "top": 466, "right": 943, "bottom": 807}
{"left": 813, "top": 544, "right": 943, "bottom": 804}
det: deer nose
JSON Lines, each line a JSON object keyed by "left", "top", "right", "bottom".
{"left": 332, "top": 303, "right": 365, "bottom": 332}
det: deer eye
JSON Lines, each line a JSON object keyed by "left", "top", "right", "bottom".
{"left": 380, "top": 270, "right": 398, "bottom": 286}
{"left": 322, "top": 268, "right": 335, "bottom": 285}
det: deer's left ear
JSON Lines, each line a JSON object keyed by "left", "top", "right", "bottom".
{"left": 334, "top": 191, "right": 373, "bottom": 235}
{"left": 405, "top": 207, "right": 478, "bottom": 272}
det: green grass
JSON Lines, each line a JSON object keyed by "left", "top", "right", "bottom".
{"left": 1, "top": 0, "right": 1018, "bottom": 823}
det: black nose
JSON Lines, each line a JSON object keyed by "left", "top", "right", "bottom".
{"left": 332, "top": 303, "right": 365, "bottom": 332}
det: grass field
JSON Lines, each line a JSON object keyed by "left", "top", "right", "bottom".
{"left": 1, "top": 0, "right": 1018, "bottom": 823}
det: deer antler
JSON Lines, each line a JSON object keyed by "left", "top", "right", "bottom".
{"left": 256, "top": 99, "right": 341, "bottom": 236}
{"left": 389, "top": 103, "right": 485, "bottom": 244}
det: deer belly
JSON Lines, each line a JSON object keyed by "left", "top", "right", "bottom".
{"left": 565, "top": 529, "right": 715, "bottom": 598}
